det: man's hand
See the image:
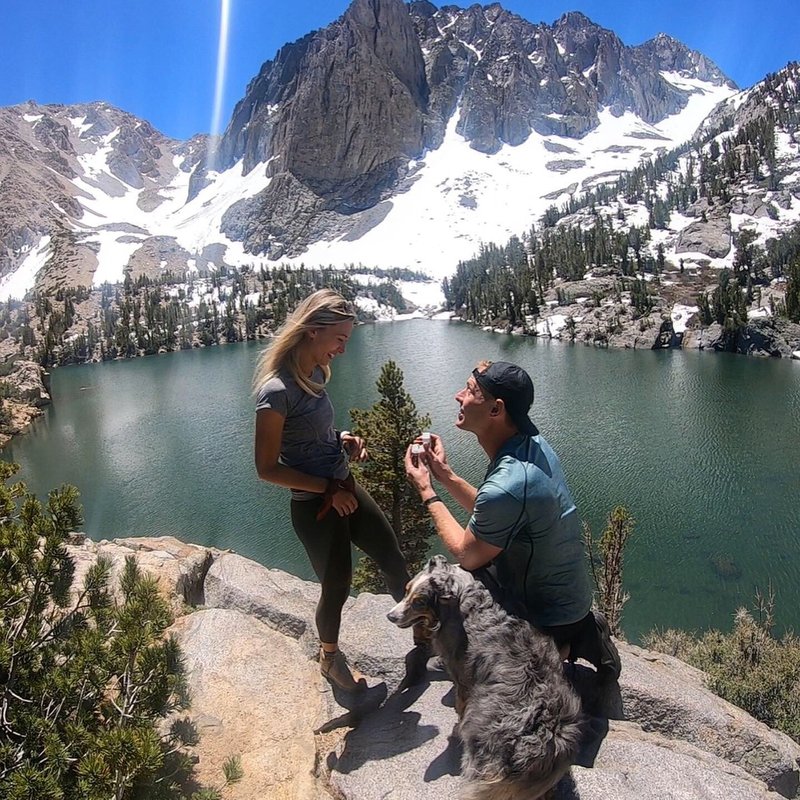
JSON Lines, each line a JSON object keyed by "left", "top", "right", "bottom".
{"left": 342, "top": 433, "right": 368, "bottom": 462}
{"left": 423, "top": 433, "right": 454, "bottom": 484}
{"left": 405, "top": 443, "right": 433, "bottom": 496}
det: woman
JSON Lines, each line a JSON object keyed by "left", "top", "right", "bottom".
{"left": 253, "top": 289, "right": 412, "bottom": 692}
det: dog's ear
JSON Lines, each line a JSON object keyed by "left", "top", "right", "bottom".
{"left": 427, "top": 554, "right": 449, "bottom": 572}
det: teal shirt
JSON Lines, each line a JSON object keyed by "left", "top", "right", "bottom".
{"left": 468, "top": 433, "right": 592, "bottom": 627}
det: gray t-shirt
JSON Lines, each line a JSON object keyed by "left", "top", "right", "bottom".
{"left": 468, "top": 433, "right": 592, "bottom": 627}
{"left": 255, "top": 367, "right": 348, "bottom": 499}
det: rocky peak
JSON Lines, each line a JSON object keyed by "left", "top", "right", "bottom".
{"left": 633, "top": 33, "right": 737, "bottom": 88}
{"left": 210, "top": 0, "right": 740, "bottom": 259}
{"left": 0, "top": 100, "right": 191, "bottom": 281}
{"left": 0, "top": 0, "right": 744, "bottom": 285}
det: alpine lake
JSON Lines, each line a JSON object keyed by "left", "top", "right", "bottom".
{"left": 6, "top": 319, "right": 800, "bottom": 644}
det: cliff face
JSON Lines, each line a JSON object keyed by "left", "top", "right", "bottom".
{"left": 0, "top": 360, "right": 51, "bottom": 450}
{"left": 65, "top": 537, "right": 800, "bottom": 800}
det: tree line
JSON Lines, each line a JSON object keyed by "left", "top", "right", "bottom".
{"left": 2, "top": 265, "right": 416, "bottom": 369}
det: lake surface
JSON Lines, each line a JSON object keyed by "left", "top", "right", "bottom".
{"left": 6, "top": 320, "right": 800, "bottom": 643}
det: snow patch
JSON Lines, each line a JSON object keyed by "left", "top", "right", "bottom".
{"left": 671, "top": 304, "right": 698, "bottom": 333}
{"left": 536, "top": 314, "right": 567, "bottom": 336}
{"left": 0, "top": 236, "right": 52, "bottom": 301}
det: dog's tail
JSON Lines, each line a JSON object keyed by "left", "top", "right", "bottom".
{"left": 463, "top": 710, "right": 583, "bottom": 800}
{"left": 463, "top": 766, "right": 571, "bottom": 800}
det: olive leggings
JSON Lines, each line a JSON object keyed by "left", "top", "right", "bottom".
{"left": 291, "top": 481, "right": 411, "bottom": 644}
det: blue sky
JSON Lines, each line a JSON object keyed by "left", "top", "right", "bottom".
{"left": 4, "top": 0, "right": 798, "bottom": 141}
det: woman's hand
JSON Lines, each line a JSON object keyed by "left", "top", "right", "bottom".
{"left": 342, "top": 433, "right": 368, "bottom": 462}
{"left": 423, "top": 433, "right": 454, "bottom": 484}
{"left": 331, "top": 487, "right": 358, "bottom": 516}
{"left": 316, "top": 475, "right": 359, "bottom": 520}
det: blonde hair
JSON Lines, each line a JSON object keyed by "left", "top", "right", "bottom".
{"left": 252, "top": 288, "right": 356, "bottom": 396}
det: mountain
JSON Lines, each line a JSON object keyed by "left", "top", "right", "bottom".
{"left": 443, "top": 61, "right": 800, "bottom": 356}
{"left": 0, "top": 0, "right": 738, "bottom": 296}
{"left": 0, "top": 101, "right": 206, "bottom": 293}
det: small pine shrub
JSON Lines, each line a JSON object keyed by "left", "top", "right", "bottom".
{"left": 644, "top": 595, "right": 800, "bottom": 744}
{"left": 584, "top": 506, "right": 634, "bottom": 638}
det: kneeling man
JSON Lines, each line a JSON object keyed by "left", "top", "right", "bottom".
{"left": 405, "top": 360, "right": 621, "bottom": 682}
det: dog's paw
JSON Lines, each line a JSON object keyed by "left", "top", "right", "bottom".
{"left": 398, "top": 644, "right": 430, "bottom": 691}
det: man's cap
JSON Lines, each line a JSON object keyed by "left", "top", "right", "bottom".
{"left": 472, "top": 362, "right": 539, "bottom": 436}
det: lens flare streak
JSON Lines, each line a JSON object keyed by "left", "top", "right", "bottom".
{"left": 208, "top": 0, "right": 231, "bottom": 169}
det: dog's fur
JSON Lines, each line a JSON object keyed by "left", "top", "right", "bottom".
{"left": 388, "top": 555, "right": 584, "bottom": 800}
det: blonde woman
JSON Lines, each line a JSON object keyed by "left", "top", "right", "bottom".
{"left": 254, "top": 289, "right": 417, "bottom": 692}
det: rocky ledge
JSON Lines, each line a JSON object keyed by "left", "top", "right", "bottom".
{"left": 65, "top": 535, "right": 800, "bottom": 800}
{"left": 0, "top": 359, "right": 51, "bottom": 449}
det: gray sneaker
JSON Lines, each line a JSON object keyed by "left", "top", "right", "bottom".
{"left": 320, "top": 649, "right": 367, "bottom": 693}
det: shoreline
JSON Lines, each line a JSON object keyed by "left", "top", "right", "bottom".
{"left": 4, "top": 308, "right": 798, "bottom": 452}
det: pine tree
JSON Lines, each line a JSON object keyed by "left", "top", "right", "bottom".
{"left": 785, "top": 259, "right": 800, "bottom": 322}
{"left": 349, "top": 361, "right": 433, "bottom": 592}
{"left": 0, "top": 463, "right": 240, "bottom": 800}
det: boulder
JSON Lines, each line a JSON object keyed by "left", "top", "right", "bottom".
{"left": 65, "top": 535, "right": 217, "bottom": 614}
{"left": 554, "top": 722, "right": 786, "bottom": 800}
{"left": 67, "top": 539, "right": 800, "bottom": 800}
{"left": 676, "top": 211, "right": 732, "bottom": 258}
{"left": 170, "top": 608, "right": 332, "bottom": 800}
{"left": 614, "top": 645, "right": 800, "bottom": 797}
{"left": 325, "top": 665, "right": 789, "bottom": 800}
{"left": 204, "top": 552, "right": 323, "bottom": 653}
{"left": 5, "top": 360, "right": 51, "bottom": 406}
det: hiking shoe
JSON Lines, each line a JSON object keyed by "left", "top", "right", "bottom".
{"left": 592, "top": 610, "right": 622, "bottom": 682}
{"left": 320, "top": 649, "right": 367, "bottom": 693}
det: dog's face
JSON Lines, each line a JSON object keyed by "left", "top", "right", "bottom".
{"left": 387, "top": 555, "right": 472, "bottom": 630}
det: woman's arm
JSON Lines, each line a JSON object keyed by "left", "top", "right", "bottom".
{"left": 255, "top": 408, "right": 328, "bottom": 493}
{"left": 255, "top": 409, "right": 357, "bottom": 515}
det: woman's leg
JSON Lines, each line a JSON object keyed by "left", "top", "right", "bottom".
{"left": 347, "top": 483, "right": 431, "bottom": 687}
{"left": 347, "top": 483, "right": 411, "bottom": 602}
{"left": 291, "top": 496, "right": 367, "bottom": 692}
{"left": 290, "top": 496, "right": 352, "bottom": 644}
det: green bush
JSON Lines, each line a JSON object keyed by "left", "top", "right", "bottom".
{"left": 0, "top": 463, "right": 241, "bottom": 799}
{"left": 643, "top": 599, "right": 800, "bottom": 744}
{"left": 584, "top": 506, "right": 634, "bottom": 638}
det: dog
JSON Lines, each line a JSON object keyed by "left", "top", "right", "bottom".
{"left": 387, "top": 555, "right": 584, "bottom": 800}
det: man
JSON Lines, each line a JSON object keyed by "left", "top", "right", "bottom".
{"left": 405, "top": 360, "right": 621, "bottom": 682}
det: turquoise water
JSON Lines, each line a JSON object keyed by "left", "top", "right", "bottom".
{"left": 6, "top": 320, "right": 800, "bottom": 642}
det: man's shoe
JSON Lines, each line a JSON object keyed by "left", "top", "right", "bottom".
{"left": 320, "top": 649, "right": 367, "bottom": 693}
{"left": 592, "top": 610, "right": 622, "bottom": 682}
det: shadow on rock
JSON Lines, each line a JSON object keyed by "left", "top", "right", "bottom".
{"left": 315, "top": 681, "right": 389, "bottom": 733}
{"left": 328, "top": 681, "right": 455, "bottom": 776}
{"left": 564, "top": 662, "right": 618, "bottom": 770}
{"left": 424, "top": 733, "right": 463, "bottom": 781}
{"left": 553, "top": 771, "right": 581, "bottom": 799}
{"left": 567, "top": 662, "right": 623, "bottom": 720}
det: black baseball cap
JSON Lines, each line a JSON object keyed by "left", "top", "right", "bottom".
{"left": 472, "top": 362, "right": 539, "bottom": 436}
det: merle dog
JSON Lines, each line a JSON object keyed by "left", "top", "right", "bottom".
{"left": 388, "top": 555, "right": 583, "bottom": 800}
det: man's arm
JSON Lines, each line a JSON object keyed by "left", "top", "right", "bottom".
{"left": 427, "top": 501, "right": 502, "bottom": 570}
{"left": 404, "top": 444, "right": 501, "bottom": 570}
